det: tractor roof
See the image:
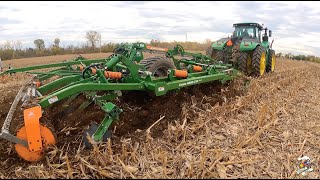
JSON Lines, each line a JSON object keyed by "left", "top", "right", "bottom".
{"left": 233, "top": 23, "right": 263, "bottom": 30}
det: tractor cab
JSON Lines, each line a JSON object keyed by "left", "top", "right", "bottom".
{"left": 232, "top": 23, "right": 263, "bottom": 41}
{"left": 232, "top": 23, "right": 272, "bottom": 43}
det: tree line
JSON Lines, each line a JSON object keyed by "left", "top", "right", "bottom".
{"left": 275, "top": 52, "right": 320, "bottom": 63}
{"left": 0, "top": 32, "right": 212, "bottom": 61}
{"left": 0, "top": 31, "right": 319, "bottom": 64}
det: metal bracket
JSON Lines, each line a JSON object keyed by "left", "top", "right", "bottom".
{"left": 23, "top": 106, "right": 43, "bottom": 152}
{"left": 92, "top": 102, "right": 123, "bottom": 142}
{"left": 0, "top": 131, "right": 28, "bottom": 147}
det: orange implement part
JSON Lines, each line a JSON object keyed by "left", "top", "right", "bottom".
{"left": 104, "top": 71, "right": 122, "bottom": 79}
{"left": 79, "top": 65, "right": 84, "bottom": 71}
{"left": 146, "top": 45, "right": 168, "bottom": 52}
{"left": 91, "top": 67, "right": 97, "bottom": 75}
{"left": 23, "top": 106, "right": 42, "bottom": 152}
{"left": 174, "top": 69, "right": 188, "bottom": 78}
{"left": 15, "top": 125, "right": 56, "bottom": 162}
{"left": 227, "top": 40, "right": 233, "bottom": 46}
{"left": 35, "top": 81, "right": 41, "bottom": 88}
{"left": 192, "top": 65, "right": 202, "bottom": 72}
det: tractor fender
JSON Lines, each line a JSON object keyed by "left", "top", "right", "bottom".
{"left": 239, "top": 41, "right": 259, "bottom": 51}
{"left": 211, "top": 39, "right": 228, "bottom": 50}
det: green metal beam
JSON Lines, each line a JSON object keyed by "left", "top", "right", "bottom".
{"left": 41, "top": 77, "right": 95, "bottom": 97}
{"left": 39, "top": 83, "right": 145, "bottom": 108}
{"left": 1, "top": 59, "right": 107, "bottom": 75}
{"left": 28, "top": 71, "right": 81, "bottom": 76}
{"left": 37, "top": 75, "right": 81, "bottom": 94}
{"left": 148, "top": 73, "right": 233, "bottom": 96}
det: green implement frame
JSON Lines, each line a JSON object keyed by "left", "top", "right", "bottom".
{"left": 0, "top": 42, "right": 240, "bottom": 162}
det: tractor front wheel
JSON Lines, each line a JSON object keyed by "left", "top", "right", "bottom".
{"left": 266, "top": 49, "right": 276, "bottom": 73}
{"left": 251, "top": 46, "right": 267, "bottom": 77}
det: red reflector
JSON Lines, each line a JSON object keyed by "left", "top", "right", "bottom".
{"left": 244, "top": 44, "right": 249, "bottom": 46}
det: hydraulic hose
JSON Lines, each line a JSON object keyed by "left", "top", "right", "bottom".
{"left": 81, "top": 63, "right": 101, "bottom": 79}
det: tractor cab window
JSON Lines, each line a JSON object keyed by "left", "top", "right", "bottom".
{"left": 234, "top": 26, "right": 257, "bottom": 39}
{"left": 256, "top": 27, "right": 260, "bottom": 40}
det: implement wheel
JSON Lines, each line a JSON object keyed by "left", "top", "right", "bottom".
{"left": 139, "top": 56, "right": 176, "bottom": 77}
{"left": 15, "top": 123, "right": 56, "bottom": 162}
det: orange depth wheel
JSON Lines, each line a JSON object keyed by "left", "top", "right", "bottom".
{"left": 15, "top": 124, "right": 56, "bottom": 162}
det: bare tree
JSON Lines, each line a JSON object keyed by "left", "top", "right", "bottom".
{"left": 3, "top": 40, "right": 12, "bottom": 50}
{"left": 12, "top": 40, "right": 22, "bottom": 59}
{"left": 85, "top": 31, "right": 101, "bottom": 49}
{"left": 205, "top": 38, "right": 212, "bottom": 45}
{"left": 13, "top": 40, "right": 22, "bottom": 50}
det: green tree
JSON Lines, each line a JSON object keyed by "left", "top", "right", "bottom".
{"left": 34, "top": 39, "right": 45, "bottom": 55}
{"left": 51, "top": 38, "right": 61, "bottom": 55}
{"left": 54, "top": 38, "right": 60, "bottom": 48}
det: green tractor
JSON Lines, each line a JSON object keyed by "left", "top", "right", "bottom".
{"left": 206, "top": 22, "right": 276, "bottom": 76}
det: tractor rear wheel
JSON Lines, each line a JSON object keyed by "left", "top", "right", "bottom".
{"left": 238, "top": 52, "right": 252, "bottom": 75}
{"left": 206, "top": 47, "right": 213, "bottom": 57}
{"left": 266, "top": 49, "right": 276, "bottom": 73}
{"left": 139, "top": 56, "right": 176, "bottom": 77}
{"left": 214, "top": 50, "right": 225, "bottom": 63}
{"left": 251, "top": 46, "right": 267, "bottom": 77}
{"left": 206, "top": 47, "right": 225, "bottom": 63}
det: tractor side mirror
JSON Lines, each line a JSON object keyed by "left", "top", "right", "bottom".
{"left": 269, "top": 30, "right": 272, "bottom": 37}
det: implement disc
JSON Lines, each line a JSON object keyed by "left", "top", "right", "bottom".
{"left": 15, "top": 124, "right": 56, "bottom": 162}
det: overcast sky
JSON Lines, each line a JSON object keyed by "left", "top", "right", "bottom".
{"left": 0, "top": 1, "right": 319, "bottom": 56}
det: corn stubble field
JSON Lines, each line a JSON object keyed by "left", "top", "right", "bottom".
{"left": 0, "top": 52, "right": 320, "bottom": 178}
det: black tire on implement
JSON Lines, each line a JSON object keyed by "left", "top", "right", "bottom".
{"left": 266, "top": 49, "right": 276, "bottom": 73}
{"left": 139, "top": 56, "right": 176, "bottom": 77}
{"left": 251, "top": 46, "right": 266, "bottom": 77}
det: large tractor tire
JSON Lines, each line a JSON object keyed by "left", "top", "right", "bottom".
{"left": 206, "top": 47, "right": 225, "bottom": 63}
{"left": 139, "top": 56, "right": 176, "bottom": 77}
{"left": 237, "top": 51, "right": 252, "bottom": 75}
{"left": 206, "top": 47, "right": 213, "bottom": 57}
{"left": 251, "top": 46, "right": 267, "bottom": 77}
{"left": 266, "top": 49, "right": 276, "bottom": 73}
{"left": 214, "top": 50, "right": 225, "bottom": 63}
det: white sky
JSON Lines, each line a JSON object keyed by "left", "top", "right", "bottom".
{"left": 0, "top": 1, "right": 320, "bottom": 56}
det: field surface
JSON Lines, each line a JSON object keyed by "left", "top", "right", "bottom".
{"left": 0, "top": 53, "right": 319, "bottom": 178}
